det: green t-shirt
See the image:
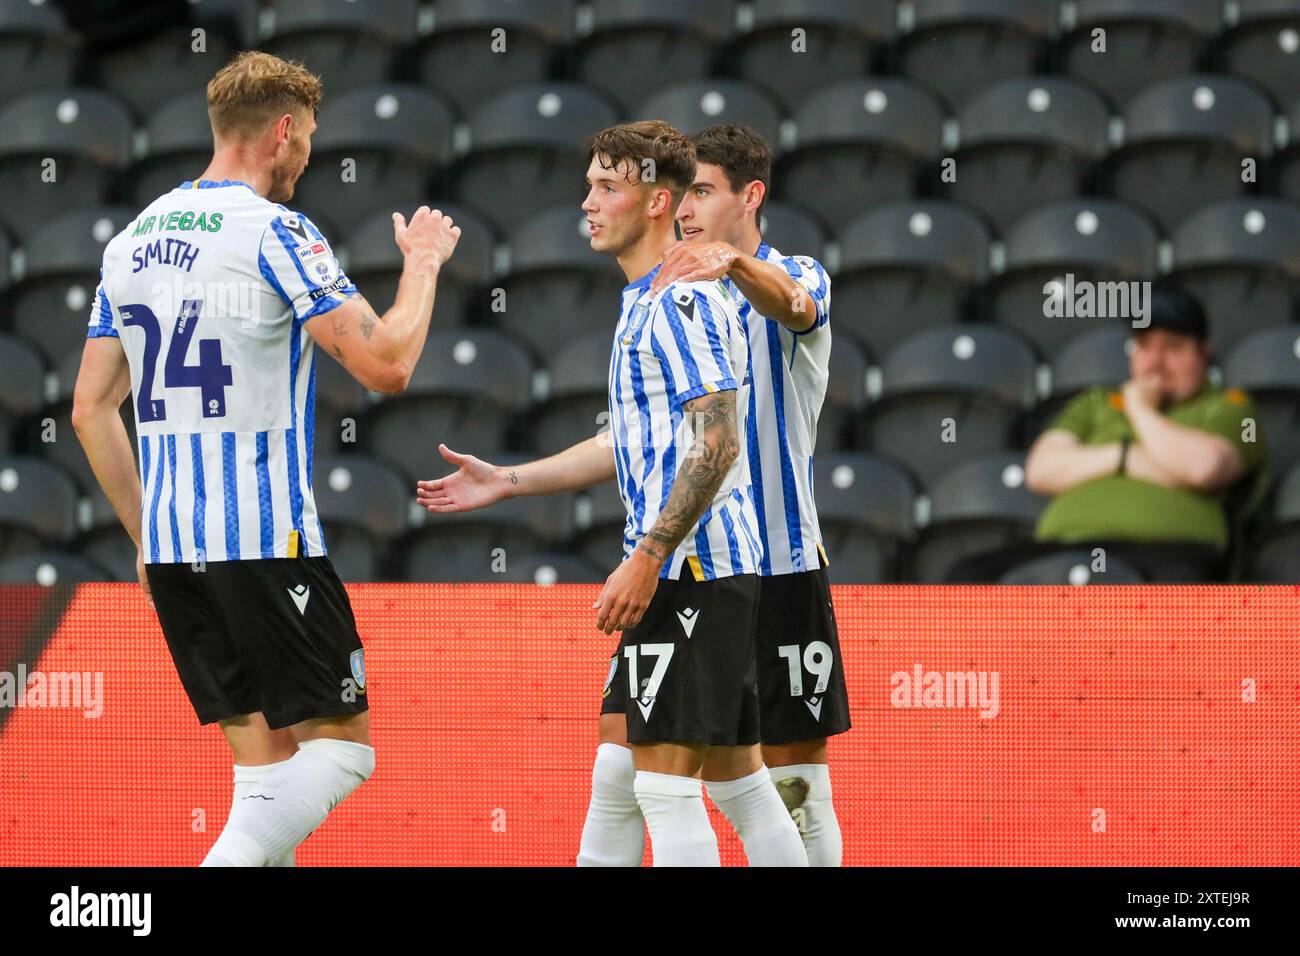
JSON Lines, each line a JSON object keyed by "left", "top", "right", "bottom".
{"left": 1034, "top": 384, "right": 1266, "bottom": 552}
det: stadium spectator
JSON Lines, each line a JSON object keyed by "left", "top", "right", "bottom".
{"left": 956, "top": 285, "right": 1268, "bottom": 582}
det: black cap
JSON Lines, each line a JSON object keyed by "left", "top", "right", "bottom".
{"left": 1134, "top": 283, "right": 1209, "bottom": 341}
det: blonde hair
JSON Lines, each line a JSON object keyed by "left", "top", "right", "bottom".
{"left": 207, "top": 51, "right": 322, "bottom": 140}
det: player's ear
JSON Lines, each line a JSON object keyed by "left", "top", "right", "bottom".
{"left": 274, "top": 112, "right": 294, "bottom": 147}
{"left": 745, "top": 180, "right": 766, "bottom": 214}
{"left": 648, "top": 186, "right": 673, "bottom": 220}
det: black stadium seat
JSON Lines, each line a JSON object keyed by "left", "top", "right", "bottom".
{"left": 1026, "top": 322, "right": 1133, "bottom": 436}
{"left": 264, "top": 0, "right": 419, "bottom": 97}
{"left": 310, "top": 352, "right": 371, "bottom": 461}
{"left": 1223, "top": 326, "right": 1300, "bottom": 476}
{"left": 1059, "top": 0, "right": 1220, "bottom": 108}
{"left": 0, "top": 88, "right": 133, "bottom": 241}
{"left": 0, "top": 550, "right": 109, "bottom": 584}
{"left": 1218, "top": 0, "right": 1300, "bottom": 110}
{"left": 779, "top": 78, "right": 945, "bottom": 234}
{"left": 0, "top": 223, "right": 11, "bottom": 300}
{"left": 43, "top": 349, "right": 137, "bottom": 495}
{"left": 1049, "top": 324, "right": 1132, "bottom": 398}
{"left": 314, "top": 454, "right": 410, "bottom": 540}
{"left": 729, "top": 0, "right": 893, "bottom": 113}
{"left": 988, "top": 199, "right": 1159, "bottom": 356}
{"left": 75, "top": 524, "right": 137, "bottom": 583}
{"left": 818, "top": 332, "right": 870, "bottom": 453}
{"left": 11, "top": 206, "right": 134, "bottom": 365}
{"left": 634, "top": 80, "right": 785, "bottom": 152}
{"left": 495, "top": 205, "right": 626, "bottom": 362}
{"left": 0, "top": 333, "right": 46, "bottom": 423}
{"left": 90, "top": 17, "right": 237, "bottom": 120}
{"left": 863, "top": 324, "right": 1040, "bottom": 487}
{"left": 400, "top": 454, "right": 576, "bottom": 581}
{"left": 491, "top": 551, "right": 605, "bottom": 585}
{"left": 292, "top": 85, "right": 456, "bottom": 235}
{"left": 898, "top": 0, "right": 1058, "bottom": 111}
{"left": 757, "top": 202, "right": 824, "bottom": 259}
{"left": 943, "top": 77, "right": 1111, "bottom": 235}
{"left": 129, "top": 90, "right": 216, "bottom": 206}
{"left": 1167, "top": 199, "right": 1300, "bottom": 357}
{"left": 1251, "top": 461, "right": 1300, "bottom": 581}
{"left": 999, "top": 548, "right": 1145, "bottom": 584}
{"left": 343, "top": 202, "right": 496, "bottom": 329}
{"left": 812, "top": 452, "right": 917, "bottom": 583}
{"left": 910, "top": 452, "right": 1047, "bottom": 582}
{"left": 1278, "top": 96, "right": 1300, "bottom": 206}
{"left": 313, "top": 453, "right": 412, "bottom": 581}
{"left": 573, "top": 0, "right": 736, "bottom": 114}
{"left": 0, "top": 455, "right": 80, "bottom": 560}
{"left": 0, "top": 0, "right": 77, "bottom": 108}
{"left": 1105, "top": 75, "right": 1275, "bottom": 235}
{"left": 529, "top": 327, "right": 612, "bottom": 455}
{"left": 452, "top": 83, "right": 620, "bottom": 233}
{"left": 833, "top": 200, "right": 991, "bottom": 358}
{"left": 361, "top": 328, "right": 534, "bottom": 480}
{"left": 571, "top": 479, "right": 629, "bottom": 571}
{"left": 413, "top": 0, "right": 574, "bottom": 117}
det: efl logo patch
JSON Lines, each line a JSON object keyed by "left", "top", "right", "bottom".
{"left": 310, "top": 256, "right": 340, "bottom": 284}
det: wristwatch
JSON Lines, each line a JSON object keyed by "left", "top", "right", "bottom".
{"left": 1118, "top": 439, "right": 1131, "bottom": 476}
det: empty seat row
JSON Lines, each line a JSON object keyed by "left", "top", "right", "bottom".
{"left": 4, "top": 195, "right": 1299, "bottom": 377}
{"left": 8, "top": 444, "right": 1300, "bottom": 584}
{"left": 6, "top": 0, "right": 1299, "bottom": 118}
{"left": 6, "top": 70, "right": 1300, "bottom": 239}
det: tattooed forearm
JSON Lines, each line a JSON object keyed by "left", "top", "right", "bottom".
{"left": 359, "top": 306, "right": 377, "bottom": 340}
{"left": 330, "top": 310, "right": 349, "bottom": 337}
{"left": 638, "top": 390, "right": 739, "bottom": 562}
{"left": 329, "top": 344, "right": 348, "bottom": 366}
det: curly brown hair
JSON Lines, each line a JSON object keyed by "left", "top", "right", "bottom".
{"left": 587, "top": 120, "right": 696, "bottom": 204}
{"left": 207, "top": 51, "right": 322, "bottom": 140}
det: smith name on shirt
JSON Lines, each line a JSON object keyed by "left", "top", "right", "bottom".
{"left": 131, "top": 237, "right": 201, "bottom": 273}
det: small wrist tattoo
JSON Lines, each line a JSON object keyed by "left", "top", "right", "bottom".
{"left": 508, "top": 470, "right": 519, "bottom": 485}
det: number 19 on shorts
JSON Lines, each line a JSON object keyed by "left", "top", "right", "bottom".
{"left": 777, "top": 642, "right": 833, "bottom": 697}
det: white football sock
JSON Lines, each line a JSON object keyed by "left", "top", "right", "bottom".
{"left": 577, "top": 744, "right": 645, "bottom": 867}
{"left": 769, "top": 763, "right": 842, "bottom": 867}
{"left": 202, "top": 739, "right": 375, "bottom": 867}
{"left": 633, "top": 770, "right": 720, "bottom": 867}
{"left": 706, "top": 766, "right": 809, "bottom": 866}
{"left": 232, "top": 759, "right": 298, "bottom": 867}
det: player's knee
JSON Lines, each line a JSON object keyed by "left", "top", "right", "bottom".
{"left": 763, "top": 738, "right": 827, "bottom": 769}
{"left": 597, "top": 713, "right": 628, "bottom": 746}
{"left": 299, "top": 738, "right": 376, "bottom": 788}
{"left": 701, "top": 743, "right": 763, "bottom": 782}
{"left": 591, "top": 742, "right": 636, "bottom": 793}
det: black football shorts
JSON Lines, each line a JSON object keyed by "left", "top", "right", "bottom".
{"left": 601, "top": 572, "right": 761, "bottom": 746}
{"left": 146, "top": 555, "right": 368, "bottom": 730}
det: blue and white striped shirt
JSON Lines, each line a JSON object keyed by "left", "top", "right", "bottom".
{"left": 87, "top": 179, "right": 356, "bottom": 563}
{"left": 607, "top": 266, "right": 762, "bottom": 581}
{"left": 727, "top": 242, "right": 832, "bottom": 576}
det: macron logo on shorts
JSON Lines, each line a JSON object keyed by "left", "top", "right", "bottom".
{"left": 676, "top": 607, "right": 699, "bottom": 639}
{"left": 288, "top": 584, "right": 310, "bottom": 615}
